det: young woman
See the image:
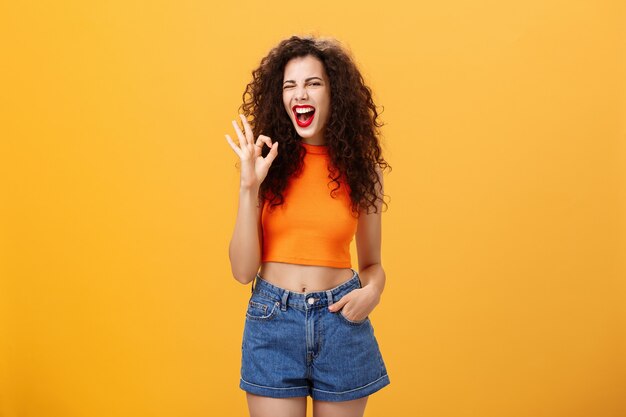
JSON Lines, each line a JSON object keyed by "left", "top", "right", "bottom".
{"left": 225, "top": 35, "right": 391, "bottom": 417}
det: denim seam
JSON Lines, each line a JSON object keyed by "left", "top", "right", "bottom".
{"left": 253, "top": 290, "right": 281, "bottom": 304}
{"left": 248, "top": 300, "right": 268, "bottom": 314}
{"left": 313, "top": 312, "right": 322, "bottom": 360}
{"left": 254, "top": 288, "right": 359, "bottom": 310}
{"left": 246, "top": 301, "right": 279, "bottom": 321}
{"left": 240, "top": 377, "right": 309, "bottom": 391}
{"left": 311, "top": 374, "right": 389, "bottom": 394}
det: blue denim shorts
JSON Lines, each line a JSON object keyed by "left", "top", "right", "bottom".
{"left": 239, "top": 268, "right": 390, "bottom": 402}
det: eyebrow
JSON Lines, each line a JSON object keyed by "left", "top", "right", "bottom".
{"left": 283, "top": 77, "right": 324, "bottom": 85}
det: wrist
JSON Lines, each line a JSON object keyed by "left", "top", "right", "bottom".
{"left": 363, "top": 283, "right": 383, "bottom": 300}
{"left": 239, "top": 185, "right": 260, "bottom": 196}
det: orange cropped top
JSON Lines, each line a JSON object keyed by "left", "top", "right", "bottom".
{"left": 260, "top": 142, "right": 358, "bottom": 268}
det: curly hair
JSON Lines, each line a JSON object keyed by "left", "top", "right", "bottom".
{"left": 239, "top": 35, "right": 391, "bottom": 216}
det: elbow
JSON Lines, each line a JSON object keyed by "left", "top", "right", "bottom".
{"left": 230, "top": 264, "right": 259, "bottom": 286}
{"left": 233, "top": 273, "right": 255, "bottom": 286}
{"left": 228, "top": 241, "right": 261, "bottom": 285}
{"left": 227, "top": 245, "right": 260, "bottom": 285}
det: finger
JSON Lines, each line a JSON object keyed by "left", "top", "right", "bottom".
{"left": 231, "top": 119, "right": 248, "bottom": 147}
{"left": 240, "top": 114, "right": 254, "bottom": 143}
{"left": 253, "top": 135, "right": 272, "bottom": 158}
{"left": 255, "top": 134, "right": 273, "bottom": 149}
{"left": 225, "top": 134, "right": 243, "bottom": 158}
{"left": 345, "top": 311, "right": 365, "bottom": 322}
{"left": 329, "top": 296, "right": 348, "bottom": 311}
{"left": 264, "top": 142, "right": 279, "bottom": 163}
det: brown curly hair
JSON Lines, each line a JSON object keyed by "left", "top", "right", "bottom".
{"left": 239, "top": 35, "right": 391, "bottom": 216}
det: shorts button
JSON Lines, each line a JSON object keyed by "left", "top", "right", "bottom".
{"left": 307, "top": 298, "right": 315, "bottom": 305}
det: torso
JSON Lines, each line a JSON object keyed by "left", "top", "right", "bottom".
{"left": 258, "top": 262, "right": 355, "bottom": 293}
{"left": 258, "top": 143, "right": 357, "bottom": 293}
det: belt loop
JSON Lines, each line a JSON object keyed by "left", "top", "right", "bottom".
{"left": 281, "top": 290, "right": 290, "bottom": 311}
{"left": 326, "top": 290, "right": 334, "bottom": 306}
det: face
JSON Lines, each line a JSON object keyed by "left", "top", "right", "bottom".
{"left": 282, "top": 55, "right": 331, "bottom": 145}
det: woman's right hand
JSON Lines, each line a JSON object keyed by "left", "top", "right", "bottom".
{"left": 225, "top": 114, "right": 279, "bottom": 189}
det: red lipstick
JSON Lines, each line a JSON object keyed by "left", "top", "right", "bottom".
{"left": 292, "top": 105, "right": 316, "bottom": 128}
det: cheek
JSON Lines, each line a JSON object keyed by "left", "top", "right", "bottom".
{"left": 320, "top": 93, "right": 331, "bottom": 116}
{"left": 321, "top": 100, "right": 331, "bottom": 120}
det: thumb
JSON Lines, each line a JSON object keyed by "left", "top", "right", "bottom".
{"left": 328, "top": 296, "right": 348, "bottom": 312}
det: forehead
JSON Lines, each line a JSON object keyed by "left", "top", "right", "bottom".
{"left": 283, "top": 55, "right": 326, "bottom": 80}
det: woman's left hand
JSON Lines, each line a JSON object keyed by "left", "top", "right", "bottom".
{"left": 328, "top": 285, "right": 381, "bottom": 322}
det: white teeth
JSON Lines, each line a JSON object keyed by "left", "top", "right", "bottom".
{"left": 295, "top": 107, "right": 315, "bottom": 114}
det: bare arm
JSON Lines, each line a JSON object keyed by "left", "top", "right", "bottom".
{"left": 224, "top": 114, "right": 278, "bottom": 285}
{"left": 328, "top": 165, "right": 386, "bottom": 321}
{"left": 228, "top": 185, "right": 263, "bottom": 284}
{"left": 355, "top": 164, "right": 386, "bottom": 297}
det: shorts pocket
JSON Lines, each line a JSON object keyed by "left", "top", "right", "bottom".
{"left": 338, "top": 309, "right": 369, "bottom": 326}
{"left": 246, "top": 293, "right": 280, "bottom": 321}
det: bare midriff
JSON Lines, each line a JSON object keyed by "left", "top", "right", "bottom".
{"left": 258, "top": 262, "right": 355, "bottom": 294}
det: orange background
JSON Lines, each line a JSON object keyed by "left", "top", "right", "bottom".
{"left": 1, "top": 1, "right": 625, "bottom": 416}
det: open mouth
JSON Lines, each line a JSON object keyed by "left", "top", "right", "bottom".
{"left": 292, "top": 105, "right": 315, "bottom": 128}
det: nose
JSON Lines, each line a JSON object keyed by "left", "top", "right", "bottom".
{"left": 294, "top": 84, "right": 308, "bottom": 101}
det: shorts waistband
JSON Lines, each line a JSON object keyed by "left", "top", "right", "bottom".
{"left": 251, "top": 268, "right": 361, "bottom": 311}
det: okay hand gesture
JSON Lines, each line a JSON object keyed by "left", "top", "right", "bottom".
{"left": 225, "top": 114, "right": 279, "bottom": 189}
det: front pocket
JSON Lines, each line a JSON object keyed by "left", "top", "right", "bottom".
{"left": 246, "top": 295, "right": 280, "bottom": 321}
{"left": 338, "top": 309, "right": 369, "bottom": 326}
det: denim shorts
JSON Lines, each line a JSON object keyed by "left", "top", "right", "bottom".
{"left": 239, "top": 268, "right": 390, "bottom": 402}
